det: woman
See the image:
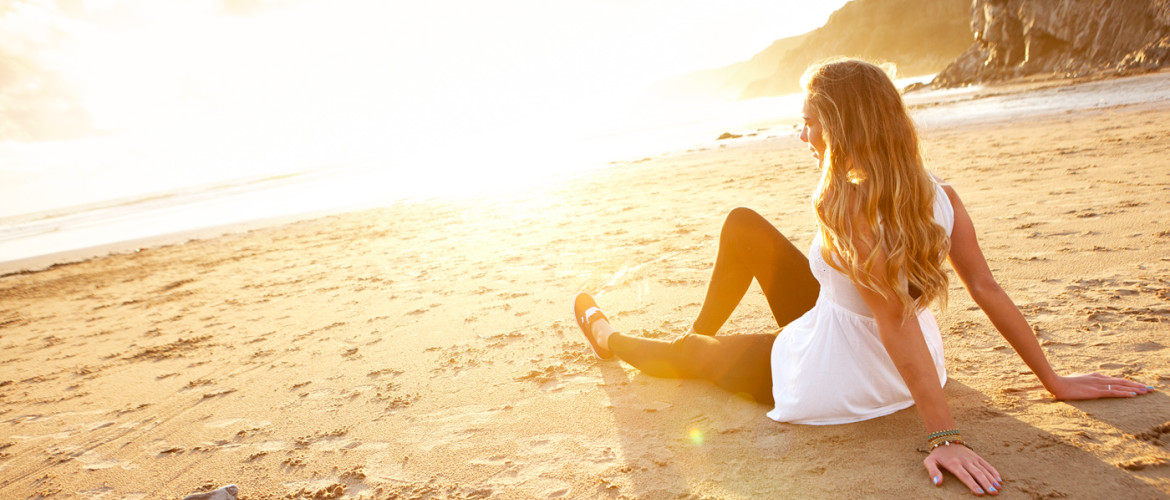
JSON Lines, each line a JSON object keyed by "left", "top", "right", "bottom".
{"left": 572, "top": 58, "right": 1152, "bottom": 496}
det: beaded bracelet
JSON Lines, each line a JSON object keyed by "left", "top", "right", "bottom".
{"left": 929, "top": 437, "right": 970, "bottom": 452}
{"left": 929, "top": 433, "right": 962, "bottom": 447}
{"left": 929, "top": 432, "right": 961, "bottom": 444}
{"left": 917, "top": 429, "right": 973, "bottom": 454}
{"left": 927, "top": 429, "right": 961, "bottom": 441}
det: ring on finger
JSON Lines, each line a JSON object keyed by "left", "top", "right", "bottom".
{"left": 1107, "top": 384, "right": 1111, "bottom": 391}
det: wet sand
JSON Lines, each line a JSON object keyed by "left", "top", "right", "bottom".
{"left": 2, "top": 74, "right": 1170, "bottom": 499}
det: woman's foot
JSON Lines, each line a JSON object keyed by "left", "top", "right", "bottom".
{"left": 573, "top": 293, "right": 615, "bottom": 360}
{"left": 591, "top": 316, "right": 617, "bottom": 351}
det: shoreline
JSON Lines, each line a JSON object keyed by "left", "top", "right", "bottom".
{"left": 5, "top": 70, "right": 1170, "bottom": 278}
{"left": 0, "top": 210, "right": 333, "bottom": 278}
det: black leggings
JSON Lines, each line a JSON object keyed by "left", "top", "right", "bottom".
{"left": 608, "top": 207, "right": 820, "bottom": 405}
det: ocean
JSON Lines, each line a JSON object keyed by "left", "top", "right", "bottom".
{"left": 3, "top": 71, "right": 1168, "bottom": 273}
{"left": 0, "top": 88, "right": 809, "bottom": 272}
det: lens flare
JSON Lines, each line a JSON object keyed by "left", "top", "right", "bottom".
{"left": 688, "top": 427, "right": 704, "bottom": 446}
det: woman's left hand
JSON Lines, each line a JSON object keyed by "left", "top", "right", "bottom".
{"left": 925, "top": 443, "right": 1001, "bottom": 495}
{"left": 1046, "top": 372, "right": 1153, "bottom": 400}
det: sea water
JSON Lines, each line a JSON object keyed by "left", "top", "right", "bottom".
{"left": 0, "top": 89, "right": 809, "bottom": 270}
{"left": 907, "top": 72, "right": 1170, "bottom": 129}
{"left": 3, "top": 71, "right": 1168, "bottom": 272}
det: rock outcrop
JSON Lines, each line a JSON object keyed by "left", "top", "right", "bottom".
{"left": 740, "top": 0, "right": 972, "bottom": 99}
{"left": 644, "top": 0, "right": 971, "bottom": 102}
{"left": 935, "top": 0, "right": 1170, "bottom": 86}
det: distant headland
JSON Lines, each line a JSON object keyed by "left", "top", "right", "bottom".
{"left": 649, "top": 0, "right": 1170, "bottom": 102}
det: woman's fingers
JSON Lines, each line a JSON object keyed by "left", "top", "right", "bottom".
{"left": 1109, "top": 387, "right": 1138, "bottom": 397}
{"left": 1104, "top": 377, "right": 1150, "bottom": 397}
{"left": 975, "top": 460, "right": 1002, "bottom": 493}
{"left": 1112, "top": 377, "right": 1152, "bottom": 392}
{"left": 950, "top": 460, "right": 994, "bottom": 495}
{"left": 925, "top": 458, "right": 944, "bottom": 486}
{"left": 926, "top": 449, "right": 1003, "bottom": 495}
{"left": 1057, "top": 372, "right": 1155, "bottom": 399}
{"left": 967, "top": 459, "right": 1001, "bottom": 495}
{"left": 977, "top": 456, "right": 1002, "bottom": 484}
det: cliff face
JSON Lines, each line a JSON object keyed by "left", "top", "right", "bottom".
{"left": 642, "top": 32, "right": 811, "bottom": 103}
{"left": 740, "top": 0, "right": 971, "bottom": 98}
{"left": 645, "top": 0, "right": 971, "bottom": 103}
{"left": 935, "top": 0, "right": 1170, "bottom": 86}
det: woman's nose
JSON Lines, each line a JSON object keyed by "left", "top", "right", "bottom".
{"left": 799, "top": 125, "right": 808, "bottom": 143}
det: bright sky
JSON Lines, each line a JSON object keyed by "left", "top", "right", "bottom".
{"left": 33, "top": 0, "right": 847, "bottom": 130}
{"left": 3, "top": 0, "right": 851, "bottom": 215}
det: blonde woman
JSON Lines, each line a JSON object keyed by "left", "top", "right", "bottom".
{"left": 573, "top": 58, "right": 1152, "bottom": 496}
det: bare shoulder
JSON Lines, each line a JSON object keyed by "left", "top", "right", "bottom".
{"left": 941, "top": 184, "right": 960, "bottom": 205}
{"left": 931, "top": 177, "right": 963, "bottom": 211}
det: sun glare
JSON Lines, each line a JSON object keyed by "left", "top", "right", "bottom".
{"left": 4, "top": 0, "right": 846, "bottom": 218}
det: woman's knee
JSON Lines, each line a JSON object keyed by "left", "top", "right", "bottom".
{"left": 672, "top": 334, "right": 722, "bottom": 373}
{"left": 673, "top": 333, "right": 769, "bottom": 383}
{"left": 722, "top": 207, "right": 761, "bottom": 238}
{"left": 725, "top": 206, "right": 764, "bottom": 227}
{"left": 721, "top": 207, "right": 782, "bottom": 246}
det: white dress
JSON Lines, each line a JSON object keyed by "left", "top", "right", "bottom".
{"left": 767, "top": 182, "right": 955, "bottom": 425}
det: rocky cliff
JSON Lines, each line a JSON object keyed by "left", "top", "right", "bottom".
{"left": 935, "top": 0, "right": 1170, "bottom": 86}
{"left": 645, "top": 0, "right": 971, "bottom": 102}
{"left": 740, "top": 0, "right": 972, "bottom": 98}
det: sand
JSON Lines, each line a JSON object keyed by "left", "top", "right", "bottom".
{"left": 2, "top": 75, "right": 1170, "bottom": 499}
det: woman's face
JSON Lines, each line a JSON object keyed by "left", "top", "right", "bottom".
{"left": 799, "top": 99, "right": 827, "bottom": 161}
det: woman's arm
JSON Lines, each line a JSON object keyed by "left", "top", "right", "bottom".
{"left": 851, "top": 226, "right": 1001, "bottom": 495}
{"left": 942, "top": 186, "right": 1151, "bottom": 399}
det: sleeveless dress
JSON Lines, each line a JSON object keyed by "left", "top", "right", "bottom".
{"left": 766, "top": 182, "right": 955, "bottom": 425}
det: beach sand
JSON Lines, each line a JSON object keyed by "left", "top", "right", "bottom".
{"left": 2, "top": 77, "right": 1170, "bottom": 499}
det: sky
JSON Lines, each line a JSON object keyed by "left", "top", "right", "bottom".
{"left": 1, "top": 0, "right": 852, "bottom": 215}
{"left": 15, "top": 0, "right": 849, "bottom": 131}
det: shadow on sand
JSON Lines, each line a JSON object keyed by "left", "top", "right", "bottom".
{"left": 595, "top": 366, "right": 1169, "bottom": 498}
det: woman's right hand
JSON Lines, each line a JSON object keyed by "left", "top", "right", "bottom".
{"left": 1046, "top": 372, "right": 1152, "bottom": 400}
{"left": 924, "top": 444, "right": 1001, "bottom": 495}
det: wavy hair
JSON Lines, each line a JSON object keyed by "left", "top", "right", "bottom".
{"left": 802, "top": 58, "right": 950, "bottom": 315}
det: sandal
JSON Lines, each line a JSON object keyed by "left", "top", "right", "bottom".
{"left": 573, "top": 293, "right": 614, "bottom": 360}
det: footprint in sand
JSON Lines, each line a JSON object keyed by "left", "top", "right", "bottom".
{"left": 1132, "top": 421, "right": 1170, "bottom": 446}
{"left": 1118, "top": 456, "right": 1170, "bottom": 471}
{"left": 75, "top": 450, "right": 135, "bottom": 470}
{"left": 463, "top": 435, "right": 579, "bottom": 495}
{"left": 204, "top": 418, "right": 271, "bottom": 430}
{"left": 1133, "top": 341, "right": 1166, "bottom": 352}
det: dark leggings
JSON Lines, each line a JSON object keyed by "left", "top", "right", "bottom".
{"left": 608, "top": 207, "right": 820, "bottom": 405}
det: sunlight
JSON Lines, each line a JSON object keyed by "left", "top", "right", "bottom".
{"left": 1, "top": 0, "right": 848, "bottom": 262}
{"left": 38, "top": 0, "right": 845, "bottom": 199}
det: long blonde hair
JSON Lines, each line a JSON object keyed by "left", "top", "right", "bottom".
{"left": 802, "top": 58, "right": 950, "bottom": 315}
